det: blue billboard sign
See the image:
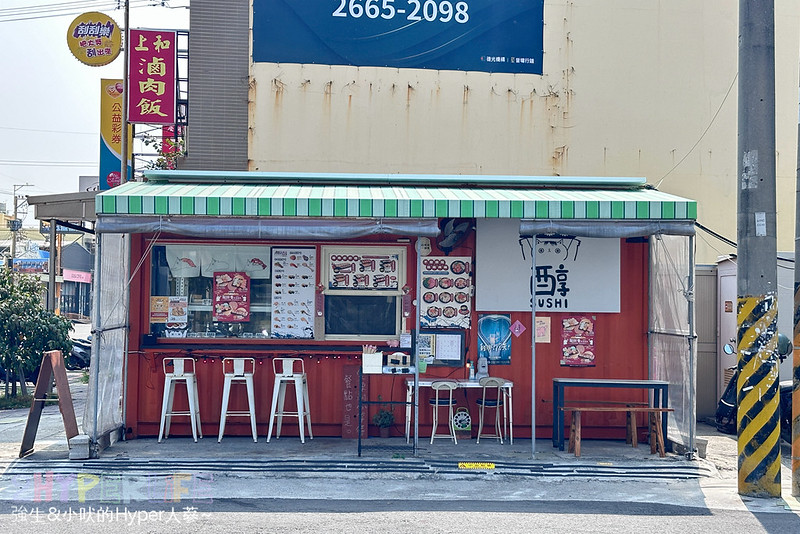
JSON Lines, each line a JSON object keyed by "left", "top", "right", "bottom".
{"left": 253, "top": 0, "right": 544, "bottom": 74}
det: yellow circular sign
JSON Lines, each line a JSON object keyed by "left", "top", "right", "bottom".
{"left": 66, "top": 12, "right": 122, "bottom": 66}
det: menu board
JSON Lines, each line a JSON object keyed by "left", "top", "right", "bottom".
{"left": 419, "top": 256, "right": 472, "bottom": 329}
{"left": 326, "top": 252, "right": 399, "bottom": 290}
{"left": 271, "top": 247, "right": 316, "bottom": 339}
{"left": 212, "top": 272, "right": 250, "bottom": 322}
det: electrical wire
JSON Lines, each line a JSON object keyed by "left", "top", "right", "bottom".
{"left": 654, "top": 72, "right": 738, "bottom": 189}
{"left": 0, "top": 160, "right": 95, "bottom": 167}
{"left": 0, "top": 1, "right": 181, "bottom": 23}
{"left": 0, "top": 125, "right": 95, "bottom": 136}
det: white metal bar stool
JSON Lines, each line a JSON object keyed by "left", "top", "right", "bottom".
{"left": 429, "top": 379, "right": 458, "bottom": 444}
{"left": 476, "top": 377, "right": 505, "bottom": 444}
{"left": 267, "top": 357, "right": 313, "bottom": 443}
{"left": 158, "top": 357, "right": 202, "bottom": 442}
{"left": 218, "top": 358, "right": 257, "bottom": 443}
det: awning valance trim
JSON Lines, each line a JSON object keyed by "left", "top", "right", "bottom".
{"left": 95, "top": 215, "right": 441, "bottom": 239}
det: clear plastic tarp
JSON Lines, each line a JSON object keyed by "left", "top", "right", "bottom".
{"left": 96, "top": 216, "right": 441, "bottom": 239}
{"left": 649, "top": 234, "right": 695, "bottom": 452}
{"left": 83, "top": 233, "right": 129, "bottom": 441}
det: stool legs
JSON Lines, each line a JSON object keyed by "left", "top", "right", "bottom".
{"left": 267, "top": 377, "right": 312, "bottom": 442}
{"left": 246, "top": 374, "right": 258, "bottom": 442}
{"left": 302, "top": 377, "right": 313, "bottom": 439}
{"left": 158, "top": 379, "right": 174, "bottom": 443}
{"left": 295, "top": 378, "right": 306, "bottom": 443}
{"left": 186, "top": 375, "right": 199, "bottom": 442}
{"left": 266, "top": 379, "right": 283, "bottom": 443}
{"left": 430, "top": 402, "right": 457, "bottom": 444}
{"left": 218, "top": 375, "right": 257, "bottom": 443}
{"left": 158, "top": 376, "right": 201, "bottom": 443}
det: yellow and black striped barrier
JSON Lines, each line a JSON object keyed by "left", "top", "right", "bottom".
{"left": 737, "top": 295, "right": 781, "bottom": 497}
{"left": 792, "top": 327, "right": 800, "bottom": 497}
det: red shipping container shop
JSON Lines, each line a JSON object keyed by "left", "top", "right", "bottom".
{"left": 91, "top": 171, "right": 697, "bottom": 452}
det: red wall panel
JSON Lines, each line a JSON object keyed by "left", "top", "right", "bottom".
{"left": 125, "top": 235, "right": 649, "bottom": 442}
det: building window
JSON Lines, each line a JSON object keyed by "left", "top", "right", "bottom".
{"left": 149, "top": 244, "right": 272, "bottom": 339}
{"left": 321, "top": 245, "right": 406, "bottom": 340}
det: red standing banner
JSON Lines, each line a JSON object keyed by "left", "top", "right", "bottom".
{"left": 128, "top": 29, "right": 177, "bottom": 124}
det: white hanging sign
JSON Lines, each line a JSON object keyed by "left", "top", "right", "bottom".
{"left": 475, "top": 219, "right": 620, "bottom": 313}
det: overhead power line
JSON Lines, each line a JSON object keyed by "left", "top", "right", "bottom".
{"left": 0, "top": 0, "right": 186, "bottom": 23}
{"left": 0, "top": 159, "right": 95, "bottom": 167}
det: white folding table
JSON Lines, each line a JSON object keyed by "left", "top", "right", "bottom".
{"left": 404, "top": 378, "right": 514, "bottom": 444}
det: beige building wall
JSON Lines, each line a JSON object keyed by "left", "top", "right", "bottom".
{"left": 249, "top": 1, "right": 800, "bottom": 264}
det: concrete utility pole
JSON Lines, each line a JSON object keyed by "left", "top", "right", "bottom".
{"left": 737, "top": 0, "right": 781, "bottom": 498}
{"left": 793, "top": 73, "right": 800, "bottom": 497}
{"left": 9, "top": 183, "right": 31, "bottom": 269}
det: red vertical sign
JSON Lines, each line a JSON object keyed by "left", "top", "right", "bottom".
{"left": 128, "top": 29, "right": 177, "bottom": 124}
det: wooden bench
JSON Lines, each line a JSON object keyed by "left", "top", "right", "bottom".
{"left": 561, "top": 406, "right": 674, "bottom": 458}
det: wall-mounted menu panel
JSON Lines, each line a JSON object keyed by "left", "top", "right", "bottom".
{"left": 419, "top": 256, "right": 472, "bottom": 329}
{"left": 271, "top": 247, "right": 316, "bottom": 339}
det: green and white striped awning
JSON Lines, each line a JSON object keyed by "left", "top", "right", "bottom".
{"left": 96, "top": 181, "right": 696, "bottom": 221}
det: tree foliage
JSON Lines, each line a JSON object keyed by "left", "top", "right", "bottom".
{"left": 0, "top": 269, "right": 72, "bottom": 396}
{"left": 141, "top": 133, "right": 186, "bottom": 170}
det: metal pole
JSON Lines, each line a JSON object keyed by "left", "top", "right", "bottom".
{"left": 413, "top": 240, "right": 422, "bottom": 453}
{"left": 530, "top": 239, "right": 537, "bottom": 457}
{"left": 792, "top": 116, "right": 800, "bottom": 497}
{"left": 9, "top": 183, "right": 31, "bottom": 269}
{"left": 120, "top": 0, "right": 130, "bottom": 184}
{"left": 121, "top": 234, "right": 132, "bottom": 441}
{"left": 688, "top": 235, "right": 696, "bottom": 459}
{"left": 48, "top": 220, "right": 56, "bottom": 311}
{"left": 737, "top": 0, "right": 780, "bottom": 498}
{"left": 90, "top": 234, "right": 103, "bottom": 452}
{"left": 10, "top": 193, "right": 17, "bottom": 265}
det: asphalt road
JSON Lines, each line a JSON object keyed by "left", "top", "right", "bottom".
{"left": 1, "top": 498, "right": 799, "bottom": 533}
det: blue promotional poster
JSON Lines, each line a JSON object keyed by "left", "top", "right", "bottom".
{"left": 477, "top": 313, "right": 511, "bottom": 364}
{"left": 253, "top": 0, "right": 544, "bottom": 74}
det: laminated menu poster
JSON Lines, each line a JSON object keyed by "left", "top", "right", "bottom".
{"left": 419, "top": 256, "right": 472, "bottom": 329}
{"left": 149, "top": 296, "right": 169, "bottom": 324}
{"left": 560, "top": 315, "right": 596, "bottom": 366}
{"left": 326, "top": 251, "right": 399, "bottom": 290}
{"left": 271, "top": 247, "right": 315, "bottom": 338}
{"left": 212, "top": 272, "right": 250, "bottom": 322}
{"left": 167, "top": 296, "right": 188, "bottom": 324}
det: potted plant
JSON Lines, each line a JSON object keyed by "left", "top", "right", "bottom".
{"left": 372, "top": 403, "right": 395, "bottom": 438}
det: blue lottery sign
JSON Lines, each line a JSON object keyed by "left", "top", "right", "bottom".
{"left": 253, "top": 0, "right": 544, "bottom": 74}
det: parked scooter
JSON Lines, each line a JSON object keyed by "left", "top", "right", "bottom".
{"left": 67, "top": 337, "right": 92, "bottom": 370}
{"left": 715, "top": 333, "right": 792, "bottom": 443}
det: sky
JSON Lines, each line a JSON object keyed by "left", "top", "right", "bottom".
{"left": 0, "top": 0, "right": 189, "bottom": 226}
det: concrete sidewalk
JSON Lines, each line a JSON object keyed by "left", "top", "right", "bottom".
{"left": 1, "top": 373, "right": 799, "bottom": 515}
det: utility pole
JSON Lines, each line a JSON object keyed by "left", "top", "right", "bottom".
{"left": 737, "top": 0, "right": 781, "bottom": 497}
{"left": 9, "top": 183, "right": 31, "bottom": 270}
{"left": 793, "top": 69, "right": 800, "bottom": 497}
{"left": 120, "top": 0, "right": 130, "bottom": 184}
